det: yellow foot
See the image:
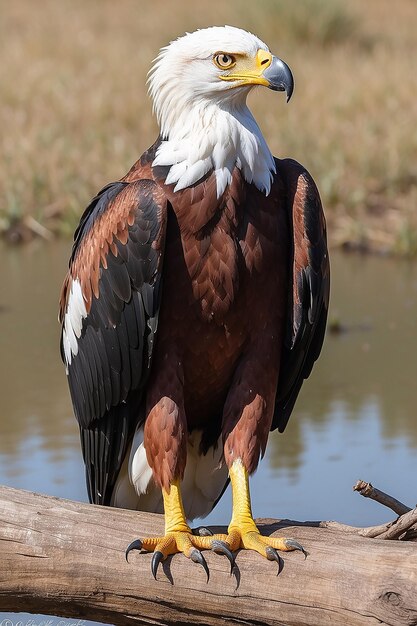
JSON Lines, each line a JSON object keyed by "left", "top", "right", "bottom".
{"left": 125, "top": 528, "right": 235, "bottom": 581}
{"left": 224, "top": 459, "right": 307, "bottom": 573}
{"left": 225, "top": 526, "right": 307, "bottom": 573}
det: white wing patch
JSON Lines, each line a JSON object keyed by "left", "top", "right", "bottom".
{"left": 62, "top": 278, "right": 87, "bottom": 368}
{"left": 111, "top": 426, "right": 228, "bottom": 521}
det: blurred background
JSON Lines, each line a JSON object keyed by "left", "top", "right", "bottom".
{"left": 0, "top": 1, "right": 416, "bottom": 612}
{"left": 1, "top": 0, "right": 417, "bottom": 252}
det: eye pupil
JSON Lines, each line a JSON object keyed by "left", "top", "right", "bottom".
{"left": 214, "top": 53, "right": 235, "bottom": 69}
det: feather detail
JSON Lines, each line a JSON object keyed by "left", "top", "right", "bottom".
{"left": 173, "top": 159, "right": 212, "bottom": 192}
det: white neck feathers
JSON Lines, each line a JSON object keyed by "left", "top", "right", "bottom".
{"left": 152, "top": 98, "right": 276, "bottom": 197}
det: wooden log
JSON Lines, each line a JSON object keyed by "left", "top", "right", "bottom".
{"left": 0, "top": 485, "right": 416, "bottom": 626}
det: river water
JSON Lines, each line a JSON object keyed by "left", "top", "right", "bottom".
{"left": 0, "top": 241, "right": 416, "bottom": 619}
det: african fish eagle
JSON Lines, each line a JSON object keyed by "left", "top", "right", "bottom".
{"left": 59, "top": 25, "right": 329, "bottom": 578}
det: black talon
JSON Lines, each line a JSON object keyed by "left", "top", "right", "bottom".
{"left": 190, "top": 548, "right": 210, "bottom": 582}
{"left": 285, "top": 539, "right": 308, "bottom": 559}
{"left": 211, "top": 539, "right": 235, "bottom": 574}
{"left": 151, "top": 550, "right": 164, "bottom": 580}
{"left": 266, "top": 546, "right": 284, "bottom": 575}
{"left": 125, "top": 539, "right": 143, "bottom": 562}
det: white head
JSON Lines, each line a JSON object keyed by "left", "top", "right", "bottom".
{"left": 148, "top": 26, "right": 293, "bottom": 197}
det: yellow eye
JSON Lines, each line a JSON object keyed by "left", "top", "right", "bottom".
{"left": 213, "top": 53, "right": 236, "bottom": 69}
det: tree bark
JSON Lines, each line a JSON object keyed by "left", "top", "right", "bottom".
{"left": 0, "top": 485, "right": 416, "bottom": 626}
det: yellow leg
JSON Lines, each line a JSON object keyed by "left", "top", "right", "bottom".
{"left": 162, "top": 480, "right": 191, "bottom": 534}
{"left": 225, "top": 459, "right": 306, "bottom": 565}
{"left": 126, "top": 479, "right": 234, "bottom": 579}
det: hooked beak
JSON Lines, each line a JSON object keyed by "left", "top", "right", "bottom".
{"left": 262, "top": 56, "right": 294, "bottom": 102}
{"left": 219, "top": 49, "right": 294, "bottom": 102}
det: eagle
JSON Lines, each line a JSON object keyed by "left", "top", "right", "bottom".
{"left": 59, "top": 25, "right": 329, "bottom": 579}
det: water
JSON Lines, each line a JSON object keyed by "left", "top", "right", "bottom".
{"left": 0, "top": 241, "right": 416, "bottom": 620}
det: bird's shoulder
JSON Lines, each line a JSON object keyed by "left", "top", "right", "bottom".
{"left": 273, "top": 157, "right": 326, "bottom": 230}
{"left": 59, "top": 155, "right": 167, "bottom": 322}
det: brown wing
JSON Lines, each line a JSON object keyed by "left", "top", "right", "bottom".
{"left": 59, "top": 178, "right": 167, "bottom": 504}
{"left": 273, "top": 158, "right": 330, "bottom": 432}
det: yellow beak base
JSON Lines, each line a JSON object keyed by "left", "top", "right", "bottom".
{"left": 219, "top": 49, "right": 273, "bottom": 88}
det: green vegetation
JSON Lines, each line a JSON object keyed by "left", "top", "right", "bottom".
{"left": 0, "top": 0, "right": 416, "bottom": 254}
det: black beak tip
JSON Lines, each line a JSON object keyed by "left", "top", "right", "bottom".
{"left": 264, "top": 57, "right": 294, "bottom": 103}
{"left": 269, "top": 82, "right": 294, "bottom": 102}
{"left": 286, "top": 83, "right": 294, "bottom": 103}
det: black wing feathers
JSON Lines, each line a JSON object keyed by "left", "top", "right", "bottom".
{"left": 273, "top": 159, "right": 330, "bottom": 433}
{"left": 61, "top": 179, "right": 167, "bottom": 505}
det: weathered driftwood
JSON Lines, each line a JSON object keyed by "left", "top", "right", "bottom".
{"left": 0, "top": 484, "right": 416, "bottom": 626}
{"left": 353, "top": 479, "right": 412, "bottom": 516}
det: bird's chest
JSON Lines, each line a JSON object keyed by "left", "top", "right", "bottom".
{"left": 180, "top": 225, "right": 240, "bottom": 322}
{"left": 153, "top": 180, "right": 288, "bottom": 428}
{"left": 165, "top": 185, "right": 284, "bottom": 326}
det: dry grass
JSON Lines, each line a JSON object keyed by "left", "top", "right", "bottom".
{"left": 1, "top": 0, "right": 416, "bottom": 253}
